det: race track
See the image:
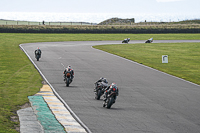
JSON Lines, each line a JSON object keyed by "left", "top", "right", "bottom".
{"left": 21, "top": 40, "right": 200, "bottom": 133}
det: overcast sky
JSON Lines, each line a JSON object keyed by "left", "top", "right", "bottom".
{"left": 0, "top": 0, "right": 199, "bottom": 14}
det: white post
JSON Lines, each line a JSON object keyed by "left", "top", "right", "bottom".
{"left": 162, "top": 55, "right": 168, "bottom": 63}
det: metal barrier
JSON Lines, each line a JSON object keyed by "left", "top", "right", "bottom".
{"left": 0, "top": 20, "right": 96, "bottom": 25}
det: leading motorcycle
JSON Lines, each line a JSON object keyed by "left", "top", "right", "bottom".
{"left": 103, "top": 90, "right": 117, "bottom": 109}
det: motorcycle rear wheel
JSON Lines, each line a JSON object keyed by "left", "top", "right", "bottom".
{"left": 107, "top": 97, "right": 114, "bottom": 109}
{"left": 97, "top": 89, "right": 102, "bottom": 100}
{"left": 66, "top": 78, "right": 69, "bottom": 87}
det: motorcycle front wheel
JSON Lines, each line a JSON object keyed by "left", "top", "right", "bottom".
{"left": 103, "top": 102, "right": 106, "bottom": 107}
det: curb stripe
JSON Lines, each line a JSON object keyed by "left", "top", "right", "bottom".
{"left": 37, "top": 85, "right": 87, "bottom": 133}
{"left": 28, "top": 95, "right": 65, "bottom": 133}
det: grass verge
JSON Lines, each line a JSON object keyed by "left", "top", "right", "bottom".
{"left": 93, "top": 42, "right": 200, "bottom": 85}
{"left": 0, "top": 33, "right": 200, "bottom": 132}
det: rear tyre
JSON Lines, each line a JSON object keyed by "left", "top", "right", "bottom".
{"left": 66, "top": 78, "right": 69, "bottom": 87}
{"left": 107, "top": 97, "right": 114, "bottom": 109}
{"left": 97, "top": 89, "right": 102, "bottom": 100}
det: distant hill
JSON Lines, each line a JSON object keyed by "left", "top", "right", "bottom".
{"left": 98, "top": 17, "right": 135, "bottom": 25}
{"left": 98, "top": 18, "right": 200, "bottom": 25}
{"left": 175, "top": 19, "right": 200, "bottom": 24}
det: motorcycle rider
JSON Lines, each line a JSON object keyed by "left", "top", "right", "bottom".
{"left": 103, "top": 83, "right": 119, "bottom": 102}
{"left": 126, "top": 38, "right": 130, "bottom": 43}
{"left": 63, "top": 65, "right": 74, "bottom": 81}
{"left": 35, "top": 47, "right": 42, "bottom": 58}
{"left": 94, "top": 77, "right": 108, "bottom": 92}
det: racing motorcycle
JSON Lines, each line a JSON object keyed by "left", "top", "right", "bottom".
{"left": 122, "top": 38, "right": 130, "bottom": 43}
{"left": 94, "top": 82, "right": 106, "bottom": 100}
{"left": 64, "top": 72, "right": 73, "bottom": 87}
{"left": 35, "top": 49, "right": 41, "bottom": 61}
{"left": 103, "top": 90, "right": 117, "bottom": 109}
{"left": 145, "top": 38, "right": 153, "bottom": 43}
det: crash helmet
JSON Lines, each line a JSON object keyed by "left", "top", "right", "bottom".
{"left": 110, "top": 83, "right": 117, "bottom": 90}
{"left": 102, "top": 78, "right": 108, "bottom": 84}
{"left": 67, "top": 65, "right": 71, "bottom": 71}
{"left": 100, "top": 77, "right": 104, "bottom": 80}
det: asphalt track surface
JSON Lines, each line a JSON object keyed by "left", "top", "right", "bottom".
{"left": 21, "top": 40, "right": 200, "bottom": 133}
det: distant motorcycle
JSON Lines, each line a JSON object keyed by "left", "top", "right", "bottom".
{"left": 35, "top": 48, "right": 41, "bottom": 61}
{"left": 103, "top": 89, "right": 117, "bottom": 109}
{"left": 64, "top": 72, "right": 73, "bottom": 87}
{"left": 94, "top": 82, "right": 107, "bottom": 100}
{"left": 122, "top": 38, "right": 130, "bottom": 43}
{"left": 145, "top": 38, "right": 153, "bottom": 43}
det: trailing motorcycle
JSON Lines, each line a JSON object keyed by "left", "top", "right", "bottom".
{"left": 122, "top": 38, "right": 130, "bottom": 43}
{"left": 94, "top": 82, "right": 107, "bottom": 100}
{"left": 103, "top": 90, "right": 117, "bottom": 109}
{"left": 64, "top": 72, "right": 73, "bottom": 87}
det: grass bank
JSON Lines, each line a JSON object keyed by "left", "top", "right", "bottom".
{"left": 0, "top": 33, "right": 200, "bottom": 132}
{"left": 93, "top": 42, "right": 200, "bottom": 85}
{"left": 0, "top": 24, "right": 200, "bottom": 33}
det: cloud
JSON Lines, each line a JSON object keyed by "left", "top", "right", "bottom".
{"left": 156, "top": 0, "right": 183, "bottom": 2}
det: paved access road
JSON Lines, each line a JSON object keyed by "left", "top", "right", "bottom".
{"left": 21, "top": 40, "right": 200, "bottom": 133}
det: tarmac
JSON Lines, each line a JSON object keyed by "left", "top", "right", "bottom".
{"left": 17, "top": 85, "right": 87, "bottom": 133}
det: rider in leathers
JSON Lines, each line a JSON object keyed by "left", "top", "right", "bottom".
{"left": 63, "top": 65, "right": 74, "bottom": 81}
{"left": 35, "top": 47, "right": 42, "bottom": 58}
{"left": 103, "top": 83, "right": 119, "bottom": 101}
{"left": 94, "top": 77, "right": 108, "bottom": 92}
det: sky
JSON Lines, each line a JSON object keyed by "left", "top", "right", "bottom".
{"left": 0, "top": 0, "right": 199, "bottom": 14}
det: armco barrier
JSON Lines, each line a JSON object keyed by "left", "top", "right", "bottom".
{"left": 0, "top": 20, "right": 96, "bottom": 26}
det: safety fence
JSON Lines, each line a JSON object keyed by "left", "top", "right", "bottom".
{"left": 0, "top": 20, "right": 96, "bottom": 25}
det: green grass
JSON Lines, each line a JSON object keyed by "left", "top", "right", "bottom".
{"left": 0, "top": 33, "right": 200, "bottom": 132}
{"left": 93, "top": 42, "right": 200, "bottom": 85}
